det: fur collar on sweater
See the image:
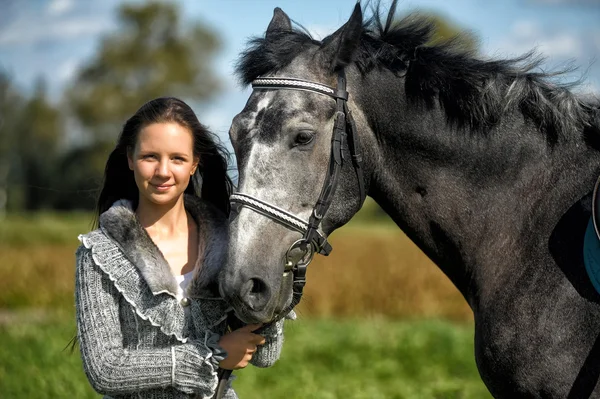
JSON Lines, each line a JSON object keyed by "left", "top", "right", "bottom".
{"left": 98, "top": 194, "right": 228, "bottom": 298}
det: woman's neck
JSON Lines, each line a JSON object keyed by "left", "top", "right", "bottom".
{"left": 135, "top": 195, "right": 189, "bottom": 239}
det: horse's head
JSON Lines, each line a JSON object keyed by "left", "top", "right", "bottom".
{"left": 219, "top": 5, "right": 372, "bottom": 323}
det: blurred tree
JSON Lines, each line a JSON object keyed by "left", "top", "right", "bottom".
{"left": 14, "top": 79, "right": 63, "bottom": 210}
{"left": 67, "top": 1, "right": 221, "bottom": 141}
{"left": 54, "top": 141, "right": 115, "bottom": 210}
{"left": 420, "top": 12, "right": 479, "bottom": 53}
{"left": 61, "top": 1, "right": 221, "bottom": 210}
{"left": 0, "top": 76, "right": 63, "bottom": 212}
{"left": 0, "top": 71, "right": 24, "bottom": 216}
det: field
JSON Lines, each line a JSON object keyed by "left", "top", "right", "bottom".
{"left": 0, "top": 204, "right": 489, "bottom": 398}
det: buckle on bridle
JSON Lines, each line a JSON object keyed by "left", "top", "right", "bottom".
{"left": 284, "top": 239, "right": 315, "bottom": 290}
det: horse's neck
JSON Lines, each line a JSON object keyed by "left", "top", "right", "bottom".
{"left": 359, "top": 81, "right": 600, "bottom": 303}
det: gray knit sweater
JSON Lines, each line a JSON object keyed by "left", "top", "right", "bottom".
{"left": 75, "top": 196, "right": 289, "bottom": 399}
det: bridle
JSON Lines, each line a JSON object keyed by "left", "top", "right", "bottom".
{"left": 230, "top": 69, "right": 367, "bottom": 300}
{"left": 214, "top": 71, "right": 366, "bottom": 399}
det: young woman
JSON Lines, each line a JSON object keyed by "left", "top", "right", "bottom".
{"left": 75, "top": 97, "right": 288, "bottom": 398}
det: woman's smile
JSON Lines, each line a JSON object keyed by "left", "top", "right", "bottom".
{"left": 150, "top": 183, "right": 174, "bottom": 191}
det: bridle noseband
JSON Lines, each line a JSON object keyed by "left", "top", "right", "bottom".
{"left": 230, "top": 70, "right": 366, "bottom": 300}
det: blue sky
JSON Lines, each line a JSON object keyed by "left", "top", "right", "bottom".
{"left": 1, "top": 0, "right": 599, "bottom": 145}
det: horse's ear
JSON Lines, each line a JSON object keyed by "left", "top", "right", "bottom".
{"left": 319, "top": 3, "right": 362, "bottom": 71}
{"left": 266, "top": 7, "right": 292, "bottom": 38}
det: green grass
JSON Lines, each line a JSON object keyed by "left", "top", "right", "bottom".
{"left": 0, "top": 212, "right": 93, "bottom": 247}
{"left": 0, "top": 315, "right": 490, "bottom": 399}
{"left": 0, "top": 313, "right": 97, "bottom": 398}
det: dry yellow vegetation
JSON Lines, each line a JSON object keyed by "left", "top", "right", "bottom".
{"left": 297, "top": 224, "right": 472, "bottom": 321}
{"left": 1, "top": 222, "right": 472, "bottom": 321}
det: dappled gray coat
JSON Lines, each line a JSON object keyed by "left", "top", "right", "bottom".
{"left": 75, "top": 195, "right": 286, "bottom": 399}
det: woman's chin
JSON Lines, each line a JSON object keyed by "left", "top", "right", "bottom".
{"left": 142, "top": 191, "right": 182, "bottom": 206}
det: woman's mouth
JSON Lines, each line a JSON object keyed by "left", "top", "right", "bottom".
{"left": 151, "top": 183, "right": 174, "bottom": 191}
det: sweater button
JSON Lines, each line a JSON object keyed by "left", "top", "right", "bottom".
{"left": 180, "top": 297, "right": 190, "bottom": 307}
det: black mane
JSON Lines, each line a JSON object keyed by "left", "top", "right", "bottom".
{"left": 236, "top": 1, "right": 600, "bottom": 144}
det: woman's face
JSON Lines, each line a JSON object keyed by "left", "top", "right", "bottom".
{"left": 127, "top": 122, "right": 198, "bottom": 207}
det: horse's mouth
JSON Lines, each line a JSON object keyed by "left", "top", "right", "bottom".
{"left": 230, "top": 289, "right": 295, "bottom": 325}
{"left": 232, "top": 305, "right": 275, "bottom": 325}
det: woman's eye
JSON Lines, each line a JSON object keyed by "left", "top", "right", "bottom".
{"left": 295, "top": 131, "right": 314, "bottom": 146}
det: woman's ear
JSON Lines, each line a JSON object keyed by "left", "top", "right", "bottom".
{"left": 191, "top": 157, "right": 200, "bottom": 175}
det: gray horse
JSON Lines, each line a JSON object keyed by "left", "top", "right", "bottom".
{"left": 219, "top": 2, "right": 600, "bottom": 397}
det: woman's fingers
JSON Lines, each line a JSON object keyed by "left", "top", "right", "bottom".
{"left": 235, "top": 353, "right": 254, "bottom": 369}
{"left": 237, "top": 323, "right": 263, "bottom": 333}
{"left": 218, "top": 324, "right": 268, "bottom": 369}
{"left": 249, "top": 333, "right": 266, "bottom": 345}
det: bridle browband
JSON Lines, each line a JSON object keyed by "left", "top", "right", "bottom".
{"left": 230, "top": 70, "right": 366, "bottom": 295}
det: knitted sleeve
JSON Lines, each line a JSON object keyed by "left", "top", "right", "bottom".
{"left": 250, "top": 315, "right": 289, "bottom": 368}
{"left": 75, "top": 245, "right": 219, "bottom": 397}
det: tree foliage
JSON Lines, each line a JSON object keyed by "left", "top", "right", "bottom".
{"left": 0, "top": 73, "right": 23, "bottom": 156}
{"left": 54, "top": 1, "right": 222, "bottom": 210}
{"left": 16, "top": 80, "right": 63, "bottom": 210}
{"left": 67, "top": 1, "right": 221, "bottom": 141}
{"left": 0, "top": 75, "right": 64, "bottom": 211}
{"left": 0, "top": 72, "right": 24, "bottom": 215}
{"left": 418, "top": 11, "right": 479, "bottom": 53}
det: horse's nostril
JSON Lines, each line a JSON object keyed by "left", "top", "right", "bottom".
{"left": 241, "top": 277, "right": 270, "bottom": 311}
{"left": 250, "top": 278, "right": 267, "bottom": 295}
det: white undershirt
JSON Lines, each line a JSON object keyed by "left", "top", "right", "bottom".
{"left": 174, "top": 271, "right": 194, "bottom": 300}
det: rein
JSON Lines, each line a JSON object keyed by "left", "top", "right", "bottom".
{"left": 214, "top": 70, "right": 366, "bottom": 399}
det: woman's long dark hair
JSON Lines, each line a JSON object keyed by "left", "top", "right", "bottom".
{"left": 94, "top": 97, "right": 233, "bottom": 227}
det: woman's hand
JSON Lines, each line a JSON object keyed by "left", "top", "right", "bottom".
{"left": 218, "top": 324, "right": 266, "bottom": 370}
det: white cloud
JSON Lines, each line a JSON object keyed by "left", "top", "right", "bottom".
{"left": 306, "top": 24, "right": 336, "bottom": 40}
{"left": 511, "top": 20, "right": 540, "bottom": 38}
{"left": 0, "top": 16, "right": 112, "bottom": 46}
{"left": 47, "top": 0, "right": 75, "bottom": 16}
{"left": 0, "top": 1, "right": 117, "bottom": 48}
{"left": 533, "top": 33, "right": 583, "bottom": 58}
{"left": 201, "top": 108, "right": 232, "bottom": 133}
{"left": 593, "top": 32, "right": 600, "bottom": 50}
{"left": 528, "top": 0, "right": 600, "bottom": 5}
{"left": 57, "top": 58, "right": 81, "bottom": 83}
{"left": 492, "top": 20, "right": 585, "bottom": 58}
{"left": 486, "top": 19, "right": 600, "bottom": 94}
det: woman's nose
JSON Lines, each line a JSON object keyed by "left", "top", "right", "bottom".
{"left": 155, "top": 160, "right": 170, "bottom": 177}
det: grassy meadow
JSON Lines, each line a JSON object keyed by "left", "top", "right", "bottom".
{"left": 0, "top": 201, "right": 490, "bottom": 398}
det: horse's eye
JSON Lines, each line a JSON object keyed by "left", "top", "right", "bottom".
{"left": 294, "top": 131, "right": 314, "bottom": 146}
